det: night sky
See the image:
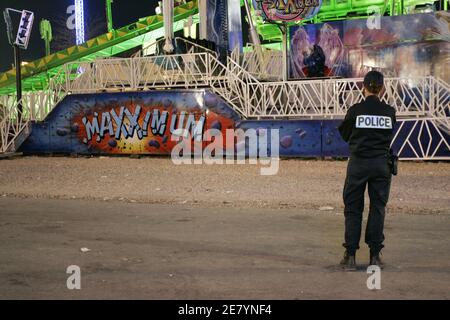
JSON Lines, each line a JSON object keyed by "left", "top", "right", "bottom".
{"left": 0, "top": 0, "right": 160, "bottom": 72}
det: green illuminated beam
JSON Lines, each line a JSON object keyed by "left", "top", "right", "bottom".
{"left": 106, "top": 0, "right": 114, "bottom": 33}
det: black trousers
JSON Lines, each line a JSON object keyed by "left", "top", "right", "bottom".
{"left": 343, "top": 156, "right": 392, "bottom": 255}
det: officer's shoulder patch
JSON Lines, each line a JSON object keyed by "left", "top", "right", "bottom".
{"left": 356, "top": 115, "right": 393, "bottom": 129}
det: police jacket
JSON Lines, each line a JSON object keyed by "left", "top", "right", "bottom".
{"left": 338, "top": 95, "right": 397, "bottom": 158}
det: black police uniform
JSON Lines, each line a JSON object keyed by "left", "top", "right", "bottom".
{"left": 338, "top": 95, "right": 396, "bottom": 256}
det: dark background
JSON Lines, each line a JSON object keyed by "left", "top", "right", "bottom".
{"left": 0, "top": 0, "right": 160, "bottom": 72}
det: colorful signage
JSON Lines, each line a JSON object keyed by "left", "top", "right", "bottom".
{"left": 253, "top": 0, "right": 322, "bottom": 22}
{"left": 15, "top": 10, "right": 35, "bottom": 49}
{"left": 289, "top": 11, "right": 450, "bottom": 82}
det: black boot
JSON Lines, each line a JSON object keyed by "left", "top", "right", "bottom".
{"left": 370, "top": 252, "right": 385, "bottom": 269}
{"left": 340, "top": 251, "right": 356, "bottom": 271}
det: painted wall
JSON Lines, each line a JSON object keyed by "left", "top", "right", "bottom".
{"left": 19, "top": 90, "right": 450, "bottom": 159}
{"left": 20, "top": 90, "right": 240, "bottom": 155}
{"left": 236, "top": 120, "right": 323, "bottom": 157}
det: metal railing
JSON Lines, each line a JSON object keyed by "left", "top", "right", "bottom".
{"left": 430, "top": 77, "right": 450, "bottom": 133}
{"left": 64, "top": 52, "right": 212, "bottom": 93}
{"left": 0, "top": 69, "right": 66, "bottom": 152}
{"left": 247, "top": 76, "right": 449, "bottom": 120}
{"left": 233, "top": 45, "right": 283, "bottom": 81}
{"left": 207, "top": 55, "right": 261, "bottom": 118}
{"left": 0, "top": 90, "right": 65, "bottom": 152}
{"left": 0, "top": 97, "right": 29, "bottom": 153}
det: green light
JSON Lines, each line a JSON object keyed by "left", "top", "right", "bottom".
{"left": 106, "top": 0, "right": 114, "bottom": 33}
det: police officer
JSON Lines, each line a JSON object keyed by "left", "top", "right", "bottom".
{"left": 338, "top": 71, "right": 396, "bottom": 270}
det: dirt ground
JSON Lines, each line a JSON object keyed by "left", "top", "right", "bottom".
{"left": 0, "top": 156, "right": 449, "bottom": 214}
{"left": 0, "top": 197, "right": 449, "bottom": 299}
{"left": 0, "top": 157, "right": 449, "bottom": 299}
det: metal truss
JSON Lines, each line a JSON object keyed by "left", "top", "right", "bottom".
{"left": 0, "top": 73, "right": 66, "bottom": 152}
{"left": 64, "top": 52, "right": 211, "bottom": 93}
{"left": 247, "top": 76, "right": 447, "bottom": 120}
{"left": 0, "top": 97, "right": 31, "bottom": 153}
{"left": 207, "top": 55, "right": 250, "bottom": 118}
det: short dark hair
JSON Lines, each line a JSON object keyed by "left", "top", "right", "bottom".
{"left": 364, "top": 71, "right": 384, "bottom": 94}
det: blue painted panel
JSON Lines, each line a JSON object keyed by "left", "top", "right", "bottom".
{"left": 321, "top": 120, "right": 349, "bottom": 157}
{"left": 19, "top": 121, "right": 50, "bottom": 153}
{"left": 237, "top": 120, "right": 323, "bottom": 157}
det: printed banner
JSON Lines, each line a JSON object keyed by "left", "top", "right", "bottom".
{"left": 289, "top": 11, "right": 450, "bottom": 82}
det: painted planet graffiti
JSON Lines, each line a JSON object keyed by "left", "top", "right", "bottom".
{"left": 205, "top": 94, "right": 219, "bottom": 108}
{"left": 56, "top": 128, "right": 69, "bottom": 136}
{"left": 71, "top": 123, "right": 80, "bottom": 133}
{"left": 108, "top": 139, "right": 117, "bottom": 148}
{"left": 280, "top": 135, "right": 293, "bottom": 148}
{"left": 210, "top": 120, "right": 222, "bottom": 131}
{"left": 163, "top": 99, "right": 172, "bottom": 108}
{"left": 144, "top": 98, "right": 154, "bottom": 105}
{"left": 296, "top": 128, "right": 307, "bottom": 139}
{"left": 149, "top": 140, "right": 161, "bottom": 149}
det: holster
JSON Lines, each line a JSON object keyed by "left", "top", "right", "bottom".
{"left": 388, "top": 149, "right": 398, "bottom": 176}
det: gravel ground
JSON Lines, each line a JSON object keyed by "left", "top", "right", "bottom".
{"left": 0, "top": 156, "right": 449, "bottom": 214}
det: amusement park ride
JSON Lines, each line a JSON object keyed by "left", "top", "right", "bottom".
{"left": 0, "top": 0, "right": 449, "bottom": 160}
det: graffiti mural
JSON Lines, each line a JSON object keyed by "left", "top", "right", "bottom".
{"left": 20, "top": 90, "right": 240, "bottom": 155}
{"left": 19, "top": 90, "right": 450, "bottom": 159}
{"left": 290, "top": 11, "right": 450, "bottom": 82}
